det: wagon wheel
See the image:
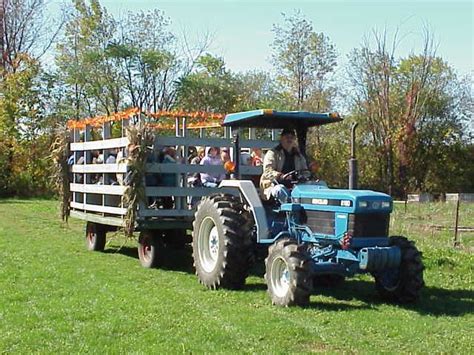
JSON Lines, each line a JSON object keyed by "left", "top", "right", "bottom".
{"left": 138, "top": 230, "right": 164, "bottom": 268}
{"left": 85, "top": 222, "right": 106, "bottom": 252}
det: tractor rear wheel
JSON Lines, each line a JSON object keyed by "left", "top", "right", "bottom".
{"left": 265, "top": 238, "right": 312, "bottom": 307}
{"left": 138, "top": 230, "right": 164, "bottom": 268}
{"left": 374, "top": 236, "right": 424, "bottom": 303}
{"left": 192, "top": 194, "right": 253, "bottom": 290}
{"left": 85, "top": 222, "right": 106, "bottom": 251}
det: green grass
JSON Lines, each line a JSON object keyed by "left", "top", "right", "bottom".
{"left": 0, "top": 199, "right": 472, "bottom": 353}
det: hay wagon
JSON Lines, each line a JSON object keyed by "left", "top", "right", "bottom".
{"left": 67, "top": 110, "right": 277, "bottom": 266}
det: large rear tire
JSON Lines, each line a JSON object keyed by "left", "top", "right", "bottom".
{"left": 374, "top": 236, "right": 424, "bottom": 303}
{"left": 138, "top": 230, "right": 164, "bottom": 268}
{"left": 192, "top": 194, "right": 253, "bottom": 290}
{"left": 85, "top": 222, "right": 106, "bottom": 251}
{"left": 265, "top": 238, "right": 312, "bottom": 307}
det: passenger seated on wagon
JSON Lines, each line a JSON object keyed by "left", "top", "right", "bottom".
{"left": 200, "top": 147, "right": 225, "bottom": 188}
{"left": 160, "top": 146, "right": 177, "bottom": 186}
{"left": 120, "top": 144, "right": 139, "bottom": 185}
{"left": 154, "top": 146, "right": 177, "bottom": 209}
{"left": 187, "top": 146, "right": 198, "bottom": 164}
{"left": 260, "top": 128, "right": 308, "bottom": 203}
{"left": 188, "top": 147, "right": 205, "bottom": 187}
{"left": 251, "top": 148, "right": 263, "bottom": 166}
{"left": 91, "top": 150, "right": 103, "bottom": 184}
{"left": 105, "top": 148, "right": 119, "bottom": 184}
{"left": 221, "top": 147, "right": 231, "bottom": 164}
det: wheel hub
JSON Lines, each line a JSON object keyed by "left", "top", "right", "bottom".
{"left": 271, "top": 256, "right": 290, "bottom": 298}
{"left": 379, "top": 268, "right": 401, "bottom": 291}
{"left": 141, "top": 238, "right": 152, "bottom": 262}
{"left": 198, "top": 217, "right": 220, "bottom": 273}
{"left": 87, "top": 231, "right": 96, "bottom": 246}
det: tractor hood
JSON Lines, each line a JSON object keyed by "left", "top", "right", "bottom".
{"left": 291, "top": 185, "right": 393, "bottom": 213}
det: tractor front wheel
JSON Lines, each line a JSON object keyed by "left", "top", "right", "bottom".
{"left": 138, "top": 231, "right": 164, "bottom": 268}
{"left": 374, "top": 236, "right": 424, "bottom": 303}
{"left": 85, "top": 222, "right": 106, "bottom": 251}
{"left": 192, "top": 194, "right": 253, "bottom": 290}
{"left": 265, "top": 238, "right": 312, "bottom": 307}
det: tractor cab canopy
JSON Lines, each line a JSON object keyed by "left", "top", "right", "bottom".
{"left": 223, "top": 109, "right": 342, "bottom": 159}
{"left": 222, "top": 109, "right": 342, "bottom": 129}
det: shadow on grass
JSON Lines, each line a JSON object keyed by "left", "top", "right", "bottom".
{"left": 104, "top": 245, "right": 473, "bottom": 316}
{"left": 104, "top": 246, "right": 138, "bottom": 259}
{"left": 105, "top": 244, "right": 195, "bottom": 274}
{"left": 0, "top": 199, "right": 38, "bottom": 204}
{"left": 313, "top": 279, "right": 474, "bottom": 317}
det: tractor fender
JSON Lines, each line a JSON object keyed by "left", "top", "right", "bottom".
{"left": 219, "top": 180, "right": 269, "bottom": 242}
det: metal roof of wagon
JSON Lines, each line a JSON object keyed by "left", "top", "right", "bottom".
{"left": 222, "top": 109, "right": 342, "bottom": 129}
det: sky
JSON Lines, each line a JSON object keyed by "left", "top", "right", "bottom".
{"left": 47, "top": 0, "right": 472, "bottom": 76}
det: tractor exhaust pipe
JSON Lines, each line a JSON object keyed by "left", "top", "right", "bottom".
{"left": 349, "top": 122, "right": 358, "bottom": 189}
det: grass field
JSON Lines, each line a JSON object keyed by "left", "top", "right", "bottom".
{"left": 0, "top": 199, "right": 473, "bottom": 353}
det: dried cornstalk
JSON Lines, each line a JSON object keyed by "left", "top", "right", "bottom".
{"left": 51, "top": 128, "right": 71, "bottom": 222}
{"left": 122, "top": 122, "right": 154, "bottom": 236}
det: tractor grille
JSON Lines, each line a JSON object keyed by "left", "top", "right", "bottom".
{"left": 305, "top": 211, "right": 335, "bottom": 236}
{"left": 348, "top": 213, "right": 390, "bottom": 238}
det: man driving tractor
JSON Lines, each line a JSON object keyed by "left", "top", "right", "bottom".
{"left": 260, "top": 128, "right": 308, "bottom": 202}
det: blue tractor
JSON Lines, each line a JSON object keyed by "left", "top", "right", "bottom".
{"left": 192, "top": 109, "right": 424, "bottom": 307}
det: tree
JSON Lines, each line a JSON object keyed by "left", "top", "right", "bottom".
{"left": 56, "top": 0, "right": 121, "bottom": 117}
{"left": 0, "top": 0, "right": 62, "bottom": 196}
{"left": 233, "top": 71, "right": 290, "bottom": 112}
{"left": 271, "top": 11, "right": 337, "bottom": 111}
{"left": 108, "top": 9, "right": 178, "bottom": 112}
{"left": 175, "top": 54, "right": 238, "bottom": 112}
{"left": 2, "top": 0, "right": 62, "bottom": 73}
{"left": 346, "top": 29, "right": 472, "bottom": 195}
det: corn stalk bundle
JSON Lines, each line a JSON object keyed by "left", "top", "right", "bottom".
{"left": 51, "top": 128, "right": 71, "bottom": 222}
{"left": 123, "top": 122, "right": 154, "bottom": 236}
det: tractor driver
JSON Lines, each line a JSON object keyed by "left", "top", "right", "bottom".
{"left": 260, "top": 128, "right": 308, "bottom": 203}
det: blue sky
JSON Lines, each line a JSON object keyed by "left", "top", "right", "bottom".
{"left": 49, "top": 0, "right": 473, "bottom": 75}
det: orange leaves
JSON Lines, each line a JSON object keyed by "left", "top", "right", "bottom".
{"left": 66, "top": 107, "right": 224, "bottom": 130}
{"left": 146, "top": 110, "right": 224, "bottom": 121}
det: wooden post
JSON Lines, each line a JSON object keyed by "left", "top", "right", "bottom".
{"left": 103, "top": 122, "right": 112, "bottom": 208}
{"left": 271, "top": 129, "right": 277, "bottom": 141}
{"left": 84, "top": 125, "right": 92, "bottom": 206}
{"left": 174, "top": 117, "right": 182, "bottom": 210}
{"left": 175, "top": 117, "right": 180, "bottom": 137}
{"left": 453, "top": 195, "right": 461, "bottom": 248}
{"left": 249, "top": 127, "right": 256, "bottom": 140}
{"left": 181, "top": 117, "right": 188, "bottom": 209}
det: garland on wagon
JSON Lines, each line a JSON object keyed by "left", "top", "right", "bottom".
{"left": 66, "top": 108, "right": 225, "bottom": 130}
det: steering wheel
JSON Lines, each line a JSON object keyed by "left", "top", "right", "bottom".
{"left": 276, "top": 170, "right": 312, "bottom": 187}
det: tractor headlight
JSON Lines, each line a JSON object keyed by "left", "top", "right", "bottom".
{"left": 358, "top": 201, "right": 368, "bottom": 208}
{"left": 381, "top": 201, "right": 391, "bottom": 208}
{"left": 371, "top": 201, "right": 381, "bottom": 209}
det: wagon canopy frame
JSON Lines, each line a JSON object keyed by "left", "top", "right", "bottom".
{"left": 222, "top": 109, "right": 342, "bottom": 129}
